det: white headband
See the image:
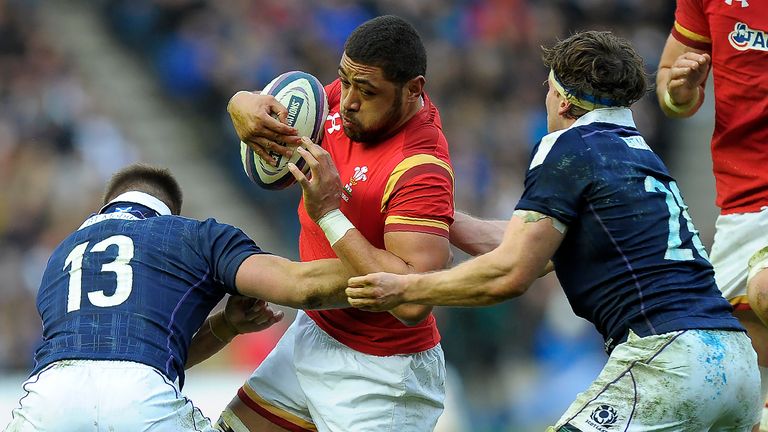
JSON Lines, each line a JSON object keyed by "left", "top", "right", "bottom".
{"left": 101, "top": 191, "right": 173, "bottom": 216}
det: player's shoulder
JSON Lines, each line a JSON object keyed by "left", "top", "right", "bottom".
{"left": 529, "top": 127, "right": 588, "bottom": 170}
{"left": 532, "top": 109, "right": 640, "bottom": 168}
{"left": 143, "top": 214, "right": 202, "bottom": 232}
{"left": 395, "top": 126, "right": 452, "bottom": 177}
{"left": 402, "top": 123, "right": 447, "bottom": 154}
{"left": 400, "top": 111, "right": 450, "bottom": 159}
{"left": 135, "top": 215, "right": 234, "bottom": 245}
{"left": 196, "top": 217, "right": 244, "bottom": 233}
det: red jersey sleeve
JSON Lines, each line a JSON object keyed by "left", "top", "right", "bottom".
{"left": 381, "top": 154, "right": 454, "bottom": 238}
{"left": 672, "top": 0, "right": 712, "bottom": 50}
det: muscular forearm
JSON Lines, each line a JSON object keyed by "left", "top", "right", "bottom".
{"left": 333, "top": 230, "right": 415, "bottom": 275}
{"left": 236, "top": 256, "right": 351, "bottom": 310}
{"left": 333, "top": 230, "right": 440, "bottom": 325}
{"left": 403, "top": 249, "right": 530, "bottom": 307}
{"left": 286, "top": 258, "right": 352, "bottom": 309}
{"left": 450, "top": 211, "right": 507, "bottom": 256}
{"left": 347, "top": 215, "right": 562, "bottom": 311}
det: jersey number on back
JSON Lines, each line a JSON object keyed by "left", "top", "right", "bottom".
{"left": 63, "top": 235, "right": 134, "bottom": 313}
{"left": 644, "top": 176, "right": 708, "bottom": 261}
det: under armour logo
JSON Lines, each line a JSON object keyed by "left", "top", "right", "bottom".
{"left": 326, "top": 112, "right": 341, "bottom": 134}
{"left": 725, "top": 0, "right": 749, "bottom": 7}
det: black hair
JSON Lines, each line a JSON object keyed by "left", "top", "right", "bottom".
{"left": 344, "top": 15, "right": 427, "bottom": 84}
{"left": 103, "top": 163, "right": 183, "bottom": 215}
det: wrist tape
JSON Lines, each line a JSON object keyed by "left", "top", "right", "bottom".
{"left": 663, "top": 88, "right": 700, "bottom": 114}
{"left": 317, "top": 209, "right": 355, "bottom": 246}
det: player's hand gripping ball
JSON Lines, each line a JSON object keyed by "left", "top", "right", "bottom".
{"left": 240, "top": 71, "right": 329, "bottom": 190}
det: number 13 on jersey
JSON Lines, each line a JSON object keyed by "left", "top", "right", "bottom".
{"left": 63, "top": 235, "right": 135, "bottom": 313}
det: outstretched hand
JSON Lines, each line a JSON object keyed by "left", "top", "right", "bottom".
{"left": 288, "top": 137, "right": 343, "bottom": 221}
{"left": 224, "top": 296, "right": 284, "bottom": 336}
{"left": 667, "top": 52, "right": 710, "bottom": 104}
{"left": 346, "top": 273, "right": 410, "bottom": 311}
{"left": 228, "top": 90, "right": 302, "bottom": 166}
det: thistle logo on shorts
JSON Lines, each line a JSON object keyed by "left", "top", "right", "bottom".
{"left": 588, "top": 404, "right": 618, "bottom": 429}
{"left": 728, "top": 22, "right": 768, "bottom": 51}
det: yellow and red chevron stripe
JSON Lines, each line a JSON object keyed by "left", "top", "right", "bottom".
{"left": 672, "top": 21, "right": 711, "bottom": 50}
{"left": 237, "top": 385, "right": 317, "bottom": 432}
{"left": 729, "top": 295, "right": 751, "bottom": 312}
{"left": 384, "top": 215, "right": 450, "bottom": 237}
{"left": 380, "top": 154, "right": 454, "bottom": 213}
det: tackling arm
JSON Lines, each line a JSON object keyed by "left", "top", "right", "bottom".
{"left": 186, "top": 296, "right": 284, "bottom": 369}
{"left": 450, "top": 210, "right": 508, "bottom": 256}
{"left": 333, "top": 229, "right": 451, "bottom": 325}
{"left": 185, "top": 255, "right": 362, "bottom": 369}
{"left": 451, "top": 210, "right": 556, "bottom": 275}
{"left": 235, "top": 255, "right": 352, "bottom": 309}
{"left": 347, "top": 211, "right": 564, "bottom": 309}
{"left": 186, "top": 313, "right": 231, "bottom": 369}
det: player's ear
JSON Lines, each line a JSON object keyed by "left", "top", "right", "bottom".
{"left": 405, "top": 76, "right": 425, "bottom": 102}
{"left": 558, "top": 99, "right": 572, "bottom": 117}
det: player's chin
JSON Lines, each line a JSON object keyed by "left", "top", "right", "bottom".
{"left": 342, "top": 125, "right": 361, "bottom": 141}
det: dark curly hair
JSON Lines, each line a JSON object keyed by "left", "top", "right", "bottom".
{"left": 542, "top": 31, "right": 649, "bottom": 117}
{"left": 103, "top": 163, "right": 183, "bottom": 215}
{"left": 343, "top": 15, "right": 427, "bottom": 85}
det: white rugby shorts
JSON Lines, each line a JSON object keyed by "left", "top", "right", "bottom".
{"left": 710, "top": 206, "right": 768, "bottom": 307}
{"left": 554, "top": 329, "right": 760, "bottom": 432}
{"left": 4, "top": 360, "right": 215, "bottom": 432}
{"left": 234, "top": 311, "right": 446, "bottom": 432}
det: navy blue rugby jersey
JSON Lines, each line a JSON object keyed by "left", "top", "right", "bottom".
{"left": 32, "top": 192, "right": 265, "bottom": 386}
{"left": 516, "top": 108, "right": 742, "bottom": 352}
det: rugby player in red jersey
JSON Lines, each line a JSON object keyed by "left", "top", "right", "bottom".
{"left": 657, "top": 1, "right": 768, "bottom": 429}
{"left": 220, "top": 15, "right": 454, "bottom": 432}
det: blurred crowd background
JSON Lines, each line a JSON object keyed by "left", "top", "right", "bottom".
{"left": 1, "top": 0, "right": 704, "bottom": 430}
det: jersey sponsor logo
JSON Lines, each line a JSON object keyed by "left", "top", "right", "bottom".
{"left": 326, "top": 112, "right": 341, "bottom": 134}
{"left": 341, "top": 166, "right": 368, "bottom": 202}
{"left": 728, "top": 22, "right": 768, "bottom": 51}
{"left": 585, "top": 404, "right": 619, "bottom": 431}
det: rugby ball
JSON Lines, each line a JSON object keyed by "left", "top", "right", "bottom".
{"left": 240, "top": 71, "right": 328, "bottom": 190}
